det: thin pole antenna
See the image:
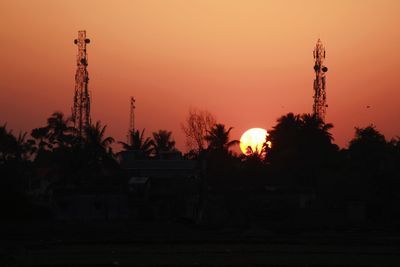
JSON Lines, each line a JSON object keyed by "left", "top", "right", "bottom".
{"left": 127, "top": 96, "right": 136, "bottom": 144}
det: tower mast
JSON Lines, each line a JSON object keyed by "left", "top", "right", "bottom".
{"left": 72, "top": 30, "right": 91, "bottom": 136}
{"left": 313, "top": 39, "right": 328, "bottom": 121}
{"left": 127, "top": 96, "right": 136, "bottom": 144}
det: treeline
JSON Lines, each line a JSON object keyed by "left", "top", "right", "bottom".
{"left": 0, "top": 111, "right": 179, "bottom": 219}
{"left": 1, "top": 109, "right": 400, "bottom": 225}
{"left": 179, "top": 110, "right": 400, "bottom": 226}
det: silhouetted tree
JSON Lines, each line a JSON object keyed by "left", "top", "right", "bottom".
{"left": 301, "top": 113, "right": 334, "bottom": 142}
{"left": 1, "top": 124, "right": 18, "bottom": 164}
{"left": 205, "top": 123, "right": 239, "bottom": 153}
{"left": 182, "top": 108, "right": 216, "bottom": 153}
{"left": 0, "top": 124, "right": 33, "bottom": 164}
{"left": 268, "top": 113, "right": 337, "bottom": 168}
{"left": 31, "top": 126, "right": 51, "bottom": 155}
{"left": 242, "top": 142, "right": 269, "bottom": 163}
{"left": 387, "top": 136, "right": 400, "bottom": 202}
{"left": 388, "top": 136, "right": 400, "bottom": 172}
{"left": 68, "top": 121, "right": 118, "bottom": 183}
{"left": 0, "top": 124, "right": 34, "bottom": 219}
{"left": 120, "top": 129, "right": 154, "bottom": 158}
{"left": 348, "top": 125, "right": 387, "bottom": 170}
{"left": 29, "top": 113, "right": 118, "bottom": 187}
{"left": 46, "top": 112, "right": 76, "bottom": 147}
{"left": 0, "top": 124, "right": 16, "bottom": 164}
{"left": 267, "top": 113, "right": 301, "bottom": 164}
{"left": 15, "top": 131, "right": 35, "bottom": 162}
{"left": 84, "top": 121, "right": 115, "bottom": 161}
{"left": 30, "top": 112, "right": 76, "bottom": 159}
{"left": 300, "top": 113, "right": 337, "bottom": 161}
{"left": 346, "top": 125, "right": 400, "bottom": 222}
{"left": 203, "top": 123, "right": 241, "bottom": 190}
{"left": 266, "top": 113, "right": 338, "bottom": 189}
{"left": 152, "top": 130, "right": 176, "bottom": 156}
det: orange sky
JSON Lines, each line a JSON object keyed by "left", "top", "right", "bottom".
{"left": 1, "top": 0, "right": 399, "bottom": 151}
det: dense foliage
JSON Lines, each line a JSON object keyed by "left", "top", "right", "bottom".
{"left": 1, "top": 111, "right": 400, "bottom": 226}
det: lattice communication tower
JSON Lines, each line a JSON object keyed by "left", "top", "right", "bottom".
{"left": 127, "top": 96, "right": 136, "bottom": 144}
{"left": 313, "top": 39, "right": 328, "bottom": 121}
{"left": 72, "top": 30, "right": 91, "bottom": 136}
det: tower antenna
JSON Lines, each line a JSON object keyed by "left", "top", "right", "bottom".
{"left": 72, "top": 30, "right": 91, "bottom": 136}
{"left": 127, "top": 96, "right": 136, "bottom": 144}
{"left": 312, "top": 39, "right": 328, "bottom": 121}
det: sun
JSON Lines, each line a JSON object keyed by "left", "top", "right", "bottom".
{"left": 240, "top": 128, "right": 271, "bottom": 156}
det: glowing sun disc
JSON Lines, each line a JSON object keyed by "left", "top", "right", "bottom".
{"left": 240, "top": 128, "right": 268, "bottom": 155}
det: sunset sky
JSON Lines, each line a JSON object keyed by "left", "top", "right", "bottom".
{"left": 1, "top": 0, "right": 399, "bottom": 151}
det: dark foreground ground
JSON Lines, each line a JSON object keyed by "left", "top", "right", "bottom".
{"left": 2, "top": 221, "right": 400, "bottom": 267}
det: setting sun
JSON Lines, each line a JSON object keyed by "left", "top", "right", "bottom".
{"left": 240, "top": 128, "right": 270, "bottom": 155}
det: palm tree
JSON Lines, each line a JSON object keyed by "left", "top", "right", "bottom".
{"left": 30, "top": 112, "right": 76, "bottom": 156}
{"left": 0, "top": 124, "right": 17, "bottom": 164}
{"left": 152, "top": 130, "right": 176, "bottom": 156}
{"left": 268, "top": 112, "right": 337, "bottom": 169}
{"left": 46, "top": 111, "right": 76, "bottom": 148}
{"left": 15, "top": 132, "right": 35, "bottom": 161}
{"left": 205, "top": 123, "right": 239, "bottom": 152}
{"left": 242, "top": 141, "right": 269, "bottom": 162}
{"left": 31, "top": 126, "right": 51, "bottom": 154}
{"left": 0, "top": 125, "right": 32, "bottom": 163}
{"left": 203, "top": 124, "right": 239, "bottom": 192}
{"left": 301, "top": 113, "right": 333, "bottom": 143}
{"left": 84, "top": 121, "right": 115, "bottom": 157}
{"left": 269, "top": 113, "right": 302, "bottom": 151}
{"left": 119, "top": 129, "right": 154, "bottom": 158}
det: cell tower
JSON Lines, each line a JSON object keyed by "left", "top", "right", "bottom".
{"left": 72, "top": 30, "right": 91, "bottom": 136}
{"left": 127, "top": 96, "right": 136, "bottom": 144}
{"left": 312, "top": 39, "right": 328, "bottom": 121}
